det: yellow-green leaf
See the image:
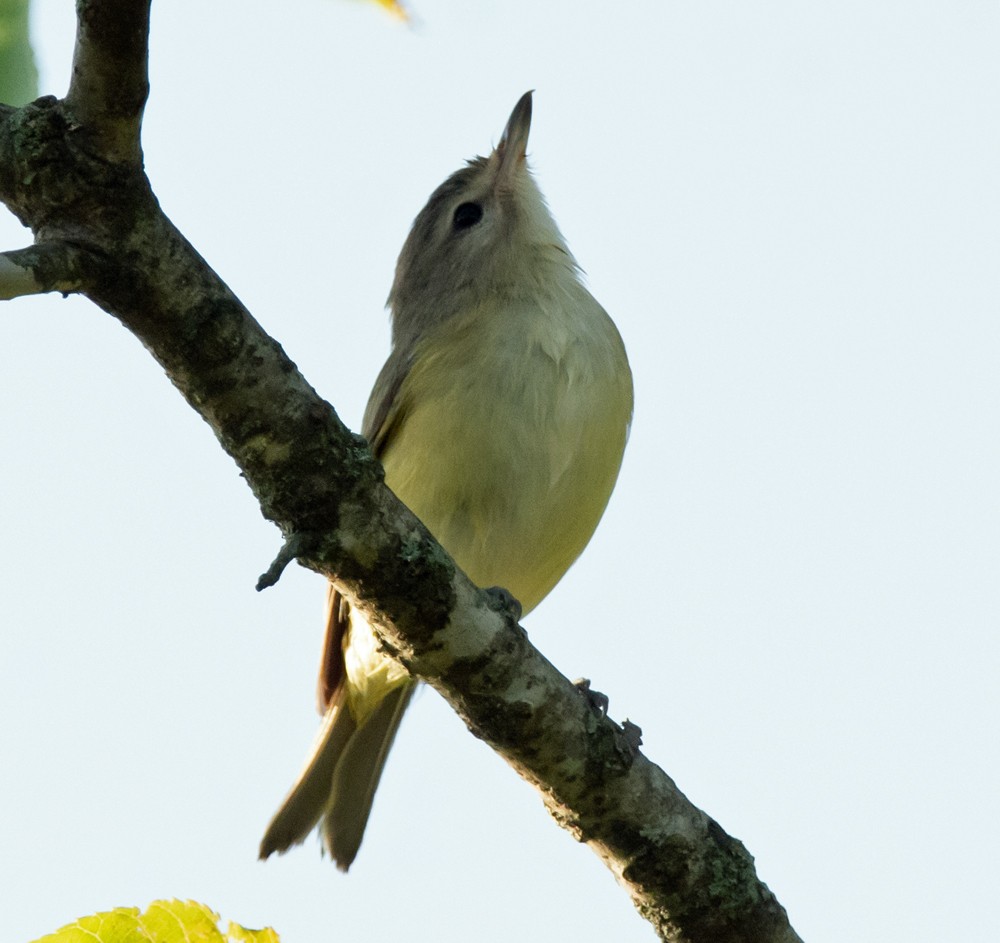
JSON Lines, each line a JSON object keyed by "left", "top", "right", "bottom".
{"left": 32, "top": 908, "right": 150, "bottom": 943}
{"left": 30, "top": 900, "right": 280, "bottom": 943}
{"left": 226, "top": 923, "right": 281, "bottom": 943}
{"left": 361, "top": 0, "right": 411, "bottom": 21}
{"left": 0, "top": 0, "right": 39, "bottom": 105}
{"left": 138, "top": 901, "right": 222, "bottom": 942}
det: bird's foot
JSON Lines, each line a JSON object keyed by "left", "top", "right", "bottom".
{"left": 573, "top": 677, "right": 610, "bottom": 717}
{"left": 484, "top": 585, "right": 523, "bottom": 623}
{"left": 616, "top": 719, "right": 643, "bottom": 761}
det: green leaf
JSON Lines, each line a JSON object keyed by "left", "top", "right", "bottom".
{"left": 0, "top": 0, "right": 39, "bottom": 106}
{"left": 30, "top": 900, "right": 280, "bottom": 943}
{"left": 31, "top": 909, "right": 150, "bottom": 943}
{"left": 226, "top": 924, "right": 281, "bottom": 943}
{"left": 138, "top": 901, "right": 222, "bottom": 942}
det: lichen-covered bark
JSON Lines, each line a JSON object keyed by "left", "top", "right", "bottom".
{"left": 0, "top": 3, "right": 802, "bottom": 940}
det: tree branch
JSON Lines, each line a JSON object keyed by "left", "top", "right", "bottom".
{"left": 0, "top": 4, "right": 802, "bottom": 941}
{"left": 66, "top": 0, "right": 149, "bottom": 164}
{"left": 0, "top": 242, "right": 91, "bottom": 299}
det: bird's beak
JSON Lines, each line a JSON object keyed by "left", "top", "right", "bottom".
{"left": 495, "top": 90, "right": 533, "bottom": 182}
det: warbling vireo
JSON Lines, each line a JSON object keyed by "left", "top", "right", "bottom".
{"left": 259, "top": 91, "right": 633, "bottom": 870}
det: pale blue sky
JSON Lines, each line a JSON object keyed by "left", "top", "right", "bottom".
{"left": 2, "top": 2, "right": 998, "bottom": 941}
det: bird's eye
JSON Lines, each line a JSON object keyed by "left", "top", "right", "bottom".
{"left": 452, "top": 201, "right": 483, "bottom": 231}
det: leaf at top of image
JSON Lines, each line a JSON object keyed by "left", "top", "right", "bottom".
{"left": 359, "top": 0, "right": 411, "bottom": 21}
{"left": 30, "top": 900, "right": 280, "bottom": 943}
{"left": 0, "top": 0, "right": 38, "bottom": 106}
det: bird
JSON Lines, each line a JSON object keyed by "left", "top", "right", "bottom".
{"left": 259, "top": 91, "right": 633, "bottom": 870}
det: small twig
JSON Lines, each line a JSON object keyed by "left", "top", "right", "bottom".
{"left": 0, "top": 242, "right": 92, "bottom": 300}
{"left": 257, "top": 532, "right": 314, "bottom": 591}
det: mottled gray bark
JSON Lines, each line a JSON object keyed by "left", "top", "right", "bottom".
{"left": 0, "top": 3, "right": 802, "bottom": 940}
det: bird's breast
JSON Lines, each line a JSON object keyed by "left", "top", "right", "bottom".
{"left": 380, "top": 289, "right": 632, "bottom": 614}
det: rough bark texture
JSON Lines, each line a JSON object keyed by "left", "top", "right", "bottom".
{"left": 0, "top": 3, "right": 802, "bottom": 941}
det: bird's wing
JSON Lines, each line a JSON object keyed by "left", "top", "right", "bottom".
{"left": 316, "top": 346, "right": 415, "bottom": 712}
{"left": 362, "top": 345, "right": 414, "bottom": 456}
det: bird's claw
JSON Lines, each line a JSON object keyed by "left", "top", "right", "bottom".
{"left": 573, "top": 677, "right": 610, "bottom": 717}
{"left": 616, "top": 719, "right": 643, "bottom": 760}
{"left": 484, "top": 585, "right": 523, "bottom": 623}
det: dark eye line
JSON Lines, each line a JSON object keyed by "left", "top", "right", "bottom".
{"left": 452, "top": 201, "right": 484, "bottom": 231}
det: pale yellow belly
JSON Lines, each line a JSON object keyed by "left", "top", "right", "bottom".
{"left": 380, "top": 328, "right": 630, "bottom": 615}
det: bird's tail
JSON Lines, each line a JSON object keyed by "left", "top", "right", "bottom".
{"left": 259, "top": 679, "right": 415, "bottom": 870}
